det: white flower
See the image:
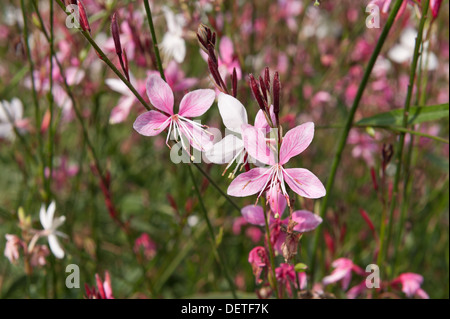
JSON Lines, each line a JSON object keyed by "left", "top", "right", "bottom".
{"left": 0, "top": 98, "right": 25, "bottom": 140}
{"left": 388, "top": 27, "right": 438, "bottom": 71}
{"left": 160, "top": 6, "right": 186, "bottom": 63}
{"left": 39, "top": 201, "right": 66, "bottom": 259}
{"left": 205, "top": 93, "right": 273, "bottom": 178}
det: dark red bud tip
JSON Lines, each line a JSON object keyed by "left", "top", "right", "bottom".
{"left": 264, "top": 67, "right": 270, "bottom": 91}
{"left": 273, "top": 71, "right": 280, "bottom": 115}
{"left": 232, "top": 68, "right": 237, "bottom": 98}
{"left": 77, "top": 0, "right": 91, "bottom": 33}
{"left": 249, "top": 74, "right": 265, "bottom": 111}
{"left": 111, "top": 12, "right": 122, "bottom": 56}
{"left": 259, "top": 76, "right": 267, "bottom": 102}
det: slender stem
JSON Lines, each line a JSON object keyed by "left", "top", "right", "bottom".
{"left": 262, "top": 199, "right": 279, "bottom": 298}
{"left": 309, "top": 0, "right": 405, "bottom": 281}
{"left": 383, "top": 0, "right": 430, "bottom": 269}
{"left": 54, "top": 0, "right": 151, "bottom": 111}
{"left": 143, "top": 0, "right": 165, "bottom": 81}
{"left": 187, "top": 165, "right": 238, "bottom": 299}
{"left": 46, "top": 0, "right": 55, "bottom": 200}
{"left": 21, "top": 0, "right": 47, "bottom": 201}
{"left": 193, "top": 163, "right": 241, "bottom": 213}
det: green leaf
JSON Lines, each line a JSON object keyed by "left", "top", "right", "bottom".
{"left": 355, "top": 103, "right": 449, "bottom": 127}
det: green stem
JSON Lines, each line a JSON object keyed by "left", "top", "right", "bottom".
{"left": 21, "top": 0, "right": 47, "bottom": 201}
{"left": 46, "top": 0, "right": 55, "bottom": 201}
{"left": 143, "top": 0, "right": 166, "bottom": 81}
{"left": 309, "top": 0, "right": 405, "bottom": 281}
{"left": 382, "top": 0, "right": 430, "bottom": 270}
{"left": 187, "top": 165, "right": 238, "bottom": 299}
{"left": 263, "top": 199, "right": 279, "bottom": 298}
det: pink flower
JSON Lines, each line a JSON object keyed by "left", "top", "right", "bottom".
{"left": 248, "top": 246, "right": 268, "bottom": 284}
{"left": 4, "top": 234, "right": 23, "bottom": 264}
{"left": 30, "top": 245, "right": 50, "bottom": 267}
{"left": 106, "top": 74, "right": 147, "bottom": 124}
{"left": 348, "top": 129, "right": 380, "bottom": 167}
{"left": 275, "top": 263, "right": 297, "bottom": 297}
{"left": 322, "top": 258, "right": 365, "bottom": 290}
{"left": 133, "top": 74, "right": 216, "bottom": 153}
{"left": 85, "top": 271, "right": 114, "bottom": 299}
{"left": 134, "top": 233, "right": 157, "bottom": 260}
{"left": 391, "top": 273, "right": 429, "bottom": 299}
{"left": 200, "top": 37, "right": 242, "bottom": 81}
{"left": 227, "top": 122, "right": 326, "bottom": 204}
{"left": 241, "top": 194, "right": 322, "bottom": 254}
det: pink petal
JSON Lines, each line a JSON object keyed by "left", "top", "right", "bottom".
{"left": 241, "top": 124, "right": 276, "bottom": 165}
{"left": 283, "top": 168, "right": 326, "bottom": 199}
{"left": 241, "top": 205, "right": 266, "bottom": 226}
{"left": 267, "top": 189, "right": 287, "bottom": 217}
{"left": 219, "top": 36, "right": 234, "bottom": 64}
{"left": 279, "top": 122, "right": 315, "bottom": 165}
{"left": 322, "top": 267, "right": 350, "bottom": 286}
{"left": 227, "top": 167, "right": 270, "bottom": 197}
{"left": 254, "top": 105, "right": 276, "bottom": 131}
{"left": 291, "top": 210, "right": 322, "bottom": 233}
{"left": 178, "top": 89, "right": 216, "bottom": 118}
{"left": 146, "top": 74, "right": 174, "bottom": 115}
{"left": 109, "top": 96, "right": 135, "bottom": 124}
{"left": 133, "top": 111, "right": 170, "bottom": 136}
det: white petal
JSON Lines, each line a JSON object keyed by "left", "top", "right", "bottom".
{"left": 217, "top": 93, "right": 248, "bottom": 133}
{"left": 48, "top": 234, "right": 64, "bottom": 259}
{"left": 388, "top": 44, "right": 412, "bottom": 64}
{"left": 46, "top": 201, "right": 56, "bottom": 227}
{"left": 205, "top": 134, "right": 244, "bottom": 164}
{"left": 10, "top": 98, "right": 23, "bottom": 120}
{"left": 106, "top": 79, "right": 132, "bottom": 96}
{"left": 39, "top": 204, "right": 49, "bottom": 229}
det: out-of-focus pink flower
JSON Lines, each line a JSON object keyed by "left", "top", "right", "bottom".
{"left": 0, "top": 98, "right": 29, "bottom": 141}
{"left": 134, "top": 233, "right": 157, "bottom": 260}
{"left": 322, "top": 258, "right": 365, "bottom": 290}
{"left": 348, "top": 129, "right": 380, "bottom": 167}
{"left": 106, "top": 74, "right": 147, "bottom": 124}
{"left": 4, "top": 234, "right": 23, "bottom": 264}
{"left": 248, "top": 246, "right": 268, "bottom": 284}
{"left": 45, "top": 156, "right": 79, "bottom": 190}
{"left": 85, "top": 271, "right": 114, "bottom": 299}
{"left": 148, "top": 61, "right": 198, "bottom": 93}
{"left": 245, "top": 227, "right": 263, "bottom": 243}
{"left": 276, "top": 0, "right": 303, "bottom": 31}
{"left": 391, "top": 273, "right": 429, "bottom": 299}
{"left": 275, "top": 263, "right": 297, "bottom": 297}
{"left": 30, "top": 245, "right": 50, "bottom": 267}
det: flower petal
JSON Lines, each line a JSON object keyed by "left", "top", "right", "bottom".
{"left": 217, "top": 93, "right": 248, "bottom": 133}
{"left": 242, "top": 124, "right": 275, "bottom": 165}
{"left": 219, "top": 36, "right": 234, "bottom": 64}
{"left": 46, "top": 201, "right": 56, "bottom": 228}
{"left": 227, "top": 167, "right": 270, "bottom": 197}
{"left": 178, "top": 89, "right": 216, "bottom": 118}
{"left": 48, "top": 234, "right": 64, "bottom": 259}
{"left": 283, "top": 168, "right": 326, "bottom": 199}
{"left": 146, "top": 74, "right": 174, "bottom": 115}
{"left": 291, "top": 210, "right": 322, "bottom": 233}
{"left": 205, "top": 134, "right": 244, "bottom": 164}
{"left": 241, "top": 205, "right": 265, "bottom": 226}
{"left": 279, "top": 122, "right": 315, "bottom": 165}
{"left": 109, "top": 96, "right": 135, "bottom": 124}
{"left": 133, "top": 111, "right": 170, "bottom": 136}
{"left": 39, "top": 204, "right": 49, "bottom": 229}
{"left": 177, "top": 120, "right": 213, "bottom": 151}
